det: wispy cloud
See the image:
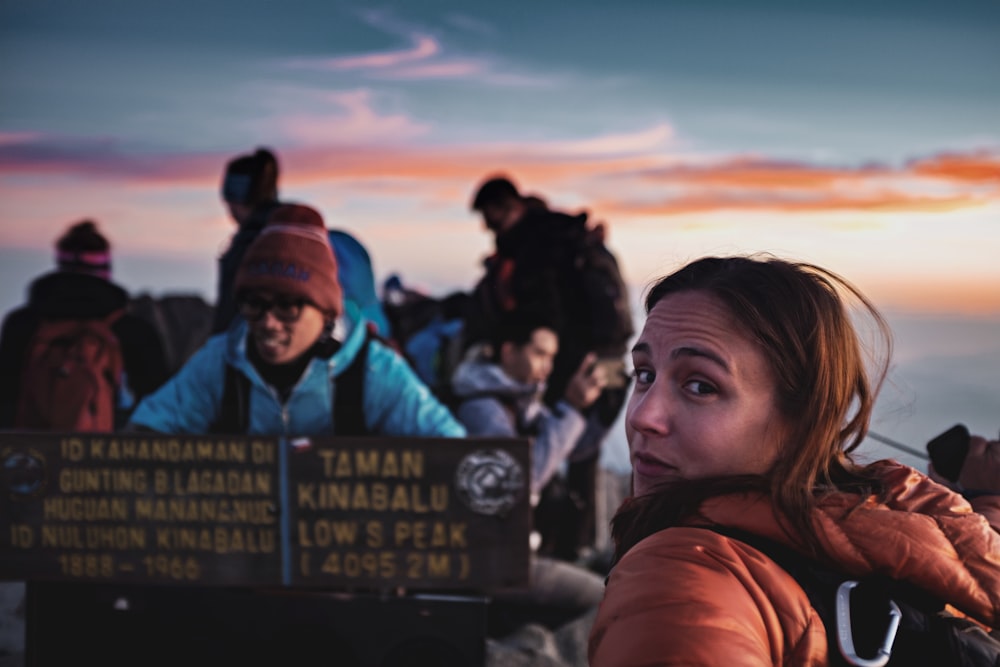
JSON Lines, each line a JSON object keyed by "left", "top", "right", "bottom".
{"left": 307, "top": 34, "right": 440, "bottom": 71}
{"left": 272, "top": 89, "right": 430, "bottom": 144}
{"left": 283, "top": 12, "right": 491, "bottom": 82}
{"left": 2, "top": 131, "right": 997, "bottom": 219}
{"left": 0, "top": 135, "right": 221, "bottom": 184}
{"left": 285, "top": 32, "right": 491, "bottom": 81}
{"left": 283, "top": 8, "right": 547, "bottom": 84}
{"left": 538, "top": 124, "right": 674, "bottom": 157}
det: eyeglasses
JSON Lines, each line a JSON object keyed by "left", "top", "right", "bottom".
{"left": 238, "top": 294, "right": 306, "bottom": 323}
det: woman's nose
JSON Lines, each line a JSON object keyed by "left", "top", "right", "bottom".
{"left": 627, "top": 387, "right": 670, "bottom": 435}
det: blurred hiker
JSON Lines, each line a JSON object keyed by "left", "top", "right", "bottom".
{"left": 468, "top": 173, "right": 634, "bottom": 563}
{"left": 129, "top": 204, "right": 463, "bottom": 438}
{"left": 214, "top": 147, "right": 282, "bottom": 333}
{"left": 451, "top": 309, "right": 608, "bottom": 635}
{"left": 0, "top": 220, "right": 168, "bottom": 430}
{"left": 452, "top": 310, "right": 606, "bottom": 502}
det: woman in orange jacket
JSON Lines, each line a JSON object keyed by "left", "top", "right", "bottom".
{"left": 589, "top": 255, "right": 999, "bottom": 666}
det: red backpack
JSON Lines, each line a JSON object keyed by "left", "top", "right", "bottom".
{"left": 15, "top": 312, "right": 124, "bottom": 432}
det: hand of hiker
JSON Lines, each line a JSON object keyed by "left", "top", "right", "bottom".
{"left": 565, "top": 352, "right": 606, "bottom": 411}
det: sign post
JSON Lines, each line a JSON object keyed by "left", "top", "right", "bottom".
{"left": 1, "top": 432, "right": 531, "bottom": 665}
{"left": 0, "top": 432, "right": 530, "bottom": 591}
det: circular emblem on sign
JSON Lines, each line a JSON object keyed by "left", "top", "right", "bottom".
{"left": 455, "top": 449, "right": 525, "bottom": 517}
{"left": 2, "top": 448, "right": 47, "bottom": 499}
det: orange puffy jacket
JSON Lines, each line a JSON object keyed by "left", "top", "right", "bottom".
{"left": 589, "top": 461, "right": 1000, "bottom": 666}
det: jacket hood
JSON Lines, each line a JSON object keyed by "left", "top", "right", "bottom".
{"left": 27, "top": 271, "right": 128, "bottom": 318}
{"left": 692, "top": 461, "right": 1000, "bottom": 626}
{"left": 452, "top": 355, "right": 544, "bottom": 407}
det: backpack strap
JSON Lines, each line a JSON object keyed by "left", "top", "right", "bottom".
{"left": 210, "top": 364, "right": 250, "bottom": 435}
{"left": 699, "top": 525, "right": 979, "bottom": 667}
{"left": 332, "top": 328, "right": 371, "bottom": 437}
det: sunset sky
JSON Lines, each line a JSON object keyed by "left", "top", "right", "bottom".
{"left": 1, "top": 0, "right": 998, "bottom": 319}
{"left": 0, "top": 0, "right": 997, "bottom": 464}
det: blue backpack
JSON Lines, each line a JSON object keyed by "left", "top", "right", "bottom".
{"left": 328, "top": 229, "right": 391, "bottom": 338}
{"left": 381, "top": 275, "right": 472, "bottom": 405}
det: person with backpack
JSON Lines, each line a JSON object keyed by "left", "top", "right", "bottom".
{"left": 468, "top": 174, "right": 635, "bottom": 563}
{"left": 0, "top": 220, "right": 169, "bottom": 431}
{"left": 213, "top": 146, "right": 391, "bottom": 337}
{"left": 588, "top": 256, "right": 1000, "bottom": 666}
{"left": 127, "top": 203, "right": 464, "bottom": 438}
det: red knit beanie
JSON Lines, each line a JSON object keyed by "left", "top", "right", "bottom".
{"left": 55, "top": 220, "right": 112, "bottom": 280}
{"left": 234, "top": 204, "right": 343, "bottom": 317}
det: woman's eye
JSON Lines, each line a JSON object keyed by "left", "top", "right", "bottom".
{"left": 683, "top": 379, "right": 717, "bottom": 396}
{"left": 633, "top": 369, "right": 654, "bottom": 385}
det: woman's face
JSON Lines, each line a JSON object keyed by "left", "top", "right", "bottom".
{"left": 627, "top": 290, "right": 788, "bottom": 497}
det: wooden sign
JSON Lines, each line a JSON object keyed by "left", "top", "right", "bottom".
{"left": 0, "top": 433, "right": 530, "bottom": 591}
{"left": 287, "top": 436, "right": 530, "bottom": 590}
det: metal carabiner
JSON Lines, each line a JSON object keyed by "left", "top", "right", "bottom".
{"left": 835, "top": 580, "right": 902, "bottom": 667}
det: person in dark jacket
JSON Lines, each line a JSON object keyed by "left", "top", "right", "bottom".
{"left": 0, "top": 220, "right": 169, "bottom": 428}
{"left": 213, "top": 147, "right": 282, "bottom": 334}
{"left": 468, "top": 174, "right": 634, "bottom": 563}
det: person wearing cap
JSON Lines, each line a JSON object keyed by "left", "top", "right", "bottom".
{"left": 128, "top": 204, "right": 464, "bottom": 438}
{"left": 0, "top": 220, "right": 170, "bottom": 427}
{"left": 214, "top": 147, "right": 282, "bottom": 334}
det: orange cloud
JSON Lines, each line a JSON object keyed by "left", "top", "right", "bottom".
{"left": 1, "top": 133, "right": 997, "bottom": 222}
{"left": 908, "top": 152, "right": 1000, "bottom": 184}
{"left": 636, "top": 157, "right": 884, "bottom": 190}
{"left": 594, "top": 191, "right": 985, "bottom": 217}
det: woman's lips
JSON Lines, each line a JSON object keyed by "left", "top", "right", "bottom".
{"left": 632, "top": 452, "right": 678, "bottom": 483}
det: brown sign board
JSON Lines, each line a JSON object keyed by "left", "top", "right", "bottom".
{"left": 0, "top": 432, "right": 530, "bottom": 592}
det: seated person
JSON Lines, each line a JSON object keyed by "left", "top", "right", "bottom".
{"left": 0, "top": 220, "right": 169, "bottom": 428}
{"left": 451, "top": 311, "right": 606, "bottom": 502}
{"left": 128, "top": 204, "right": 464, "bottom": 438}
{"left": 450, "top": 310, "right": 608, "bottom": 636}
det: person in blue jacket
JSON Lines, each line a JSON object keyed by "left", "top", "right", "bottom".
{"left": 450, "top": 310, "right": 609, "bottom": 637}
{"left": 451, "top": 311, "right": 606, "bottom": 504}
{"left": 128, "top": 203, "right": 464, "bottom": 438}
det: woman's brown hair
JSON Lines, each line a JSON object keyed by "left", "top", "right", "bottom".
{"left": 612, "top": 255, "right": 893, "bottom": 560}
